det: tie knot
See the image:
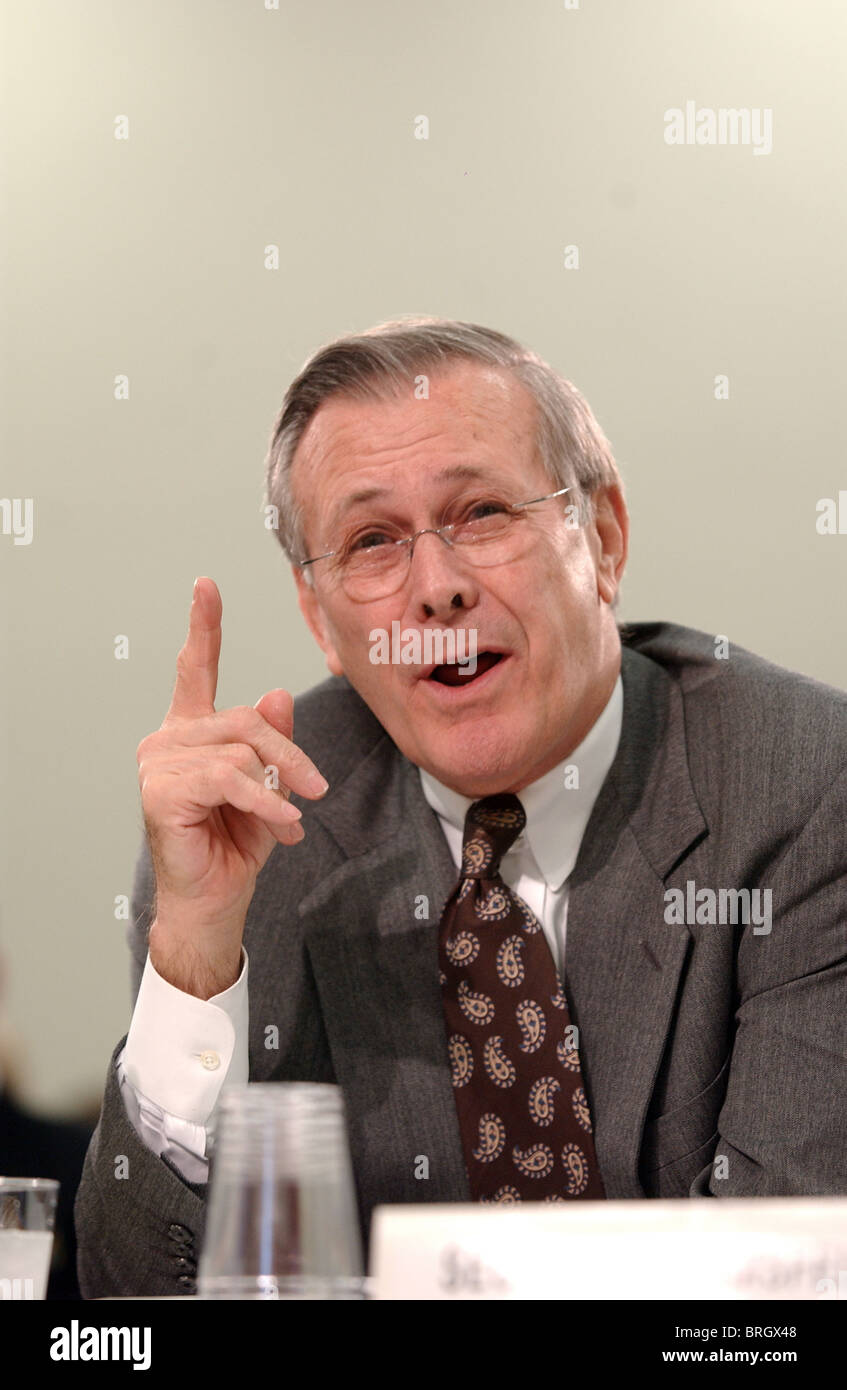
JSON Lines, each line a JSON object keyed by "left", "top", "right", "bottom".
{"left": 461, "top": 794, "right": 526, "bottom": 878}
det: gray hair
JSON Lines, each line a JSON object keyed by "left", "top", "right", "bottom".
{"left": 263, "top": 316, "right": 623, "bottom": 578}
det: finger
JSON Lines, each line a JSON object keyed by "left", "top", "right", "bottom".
{"left": 143, "top": 761, "right": 306, "bottom": 837}
{"left": 165, "top": 707, "right": 328, "bottom": 800}
{"left": 141, "top": 743, "right": 302, "bottom": 812}
{"left": 254, "top": 691, "right": 295, "bottom": 797}
{"left": 166, "top": 577, "right": 222, "bottom": 721}
{"left": 254, "top": 689, "right": 294, "bottom": 744}
{"left": 199, "top": 764, "right": 306, "bottom": 836}
{"left": 220, "top": 798, "right": 305, "bottom": 852}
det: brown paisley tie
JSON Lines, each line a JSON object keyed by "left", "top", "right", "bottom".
{"left": 438, "top": 793, "right": 606, "bottom": 1203}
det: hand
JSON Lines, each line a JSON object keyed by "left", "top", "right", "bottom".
{"left": 137, "top": 577, "right": 328, "bottom": 997}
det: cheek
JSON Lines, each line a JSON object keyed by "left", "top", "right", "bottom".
{"left": 542, "top": 540, "right": 599, "bottom": 617}
{"left": 334, "top": 629, "right": 375, "bottom": 674}
{"left": 331, "top": 619, "right": 402, "bottom": 693}
{"left": 516, "top": 569, "right": 598, "bottom": 678}
{"left": 328, "top": 594, "right": 414, "bottom": 673}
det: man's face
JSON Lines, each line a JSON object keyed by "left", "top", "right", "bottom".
{"left": 292, "top": 361, "right": 627, "bottom": 797}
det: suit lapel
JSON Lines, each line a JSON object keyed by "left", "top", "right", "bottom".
{"left": 563, "top": 645, "right": 707, "bottom": 1195}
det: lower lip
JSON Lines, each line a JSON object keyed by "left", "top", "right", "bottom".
{"left": 418, "top": 654, "right": 511, "bottom": 703}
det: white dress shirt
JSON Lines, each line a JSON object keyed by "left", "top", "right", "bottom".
{"left": 117, "top": 675, "right": 623, "bottom": 1183}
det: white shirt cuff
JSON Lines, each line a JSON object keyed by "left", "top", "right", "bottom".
{"left": 117, "top": 1058, "right": 212, "bottom": 1184}
{"left": 121, "top": 947, "right": 249, "bottom": 1125}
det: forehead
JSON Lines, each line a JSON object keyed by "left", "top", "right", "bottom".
{"left": 290, "top": 362, "right": 539, "bottom": 515}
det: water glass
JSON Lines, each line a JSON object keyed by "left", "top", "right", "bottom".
{"left": 0, "top": 1177, "right": 59, "bottom": 1300}
{"left": 197, "top": 1083, "right": 365, "bottom": 1299}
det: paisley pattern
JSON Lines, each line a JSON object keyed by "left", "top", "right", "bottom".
{"left": 461, "top": 833, "right": 493, "bottom": 878}
{"left": 512, "top": 1143, "right": 555, "bottom": 1179}
{"left": 516, "top": 999, "right": 546, "bottom": 1053}
{"left": 483, "top": 1035, "right": 516, "bottom": 1088}
{"left": 528, "top": 1076, "right": 561, "bottom": 1127}
{"left": 515, "top": 897, "right": 543, "bottom": 935}
{"left": 483, "top": 1185, "right": 521, "bottom": 1204}
{"left": 445, "top": 930, "right": 480, "bottom": 966}
{"left": 457, "top": 979, "right": 496, "bottom": 1026}
{"left": 456, "top": 877, "right": 475, "bottom": 905}
{"left": 561, "top": 1142, "right": 589, "bottom": 1196}
{"left": 471, "top": 805, "right": 524, "bottom": 831}
{"left": 439, "top": 793, "right": 604, "bottom": 1203}
{"left": 571, "top": 1085, "right": 592, "bottom": 1133}
{"left": 475, "top": 887, "right": 512, "bottom": 922}
{"left": 473, "top": 1112, "right": 506, "bottom": 1163}
{"left": 556, "top": 1037, "right": 581, "bottom": 1072}
{"left": 448, "top": 1034, "right": 474, "bottom": 1088}
{"left": 495, "top": 934, "right": 526, "bottom": 988}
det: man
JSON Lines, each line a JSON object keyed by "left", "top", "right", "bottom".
{"left": 75, "top": 317, "right": 847, "bottom": 1297}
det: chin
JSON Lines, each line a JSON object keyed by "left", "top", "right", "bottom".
{"left": 415, "top": 723, "right": 533, "bottom": 796}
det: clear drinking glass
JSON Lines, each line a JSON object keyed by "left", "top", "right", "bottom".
{"left": 197, "top": 1083, "right": 366, "bottom": 1299}
{"left": 0, "top": 1177, "right": 59, "bottom": 1300}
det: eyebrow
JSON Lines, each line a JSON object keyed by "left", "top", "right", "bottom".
{"left": 326, "top": 464, "right": 492, "bottom": 532}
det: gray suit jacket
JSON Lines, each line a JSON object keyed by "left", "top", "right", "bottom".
{"left": 75, "top": 622, "right": 847, "bottom": 1297}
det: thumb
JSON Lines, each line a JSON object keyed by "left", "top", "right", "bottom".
{"left": 254, "top": 688, "right": 294, "bottom": 742}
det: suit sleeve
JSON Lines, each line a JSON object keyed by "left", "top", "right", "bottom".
{"left": 693, "top": 766, "right": 847, "bottom": 1197}
{"left": 74, "top": 837, "right": 209, "bottom": 1298}
{"left": 74, "top": 1039, "right": 208, "bottom": 1298}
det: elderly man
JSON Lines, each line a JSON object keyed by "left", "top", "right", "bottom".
{"left": 75, "top": 317, "right": 847, "bottom": 1297}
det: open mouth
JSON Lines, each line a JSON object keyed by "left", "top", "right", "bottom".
{"left": 428, "top": 652, "right": 505, "bottom": 687}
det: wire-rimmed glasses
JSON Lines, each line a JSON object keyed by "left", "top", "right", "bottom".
{"left": 297, "top": 486, "right": 571, "bottom": 601}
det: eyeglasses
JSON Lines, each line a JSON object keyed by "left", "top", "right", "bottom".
{"left": 297, "top": 486, "right": 572, "bottom": 601}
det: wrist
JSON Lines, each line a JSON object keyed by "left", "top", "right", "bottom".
{"left": 148, "top": 913, "right": 245, "bottom": 999}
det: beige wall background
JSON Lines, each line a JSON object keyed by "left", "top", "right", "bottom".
{"left": 1, "top": 0, "right": 845, "bottom": 1113}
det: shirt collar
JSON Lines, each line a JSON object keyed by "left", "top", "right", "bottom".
{"left": 418, "top": 673, "right": 623, "bottom": 891}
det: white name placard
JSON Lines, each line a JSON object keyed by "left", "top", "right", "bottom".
{"left": 369, "top": 1198, "right": 847, "bottom": 1300}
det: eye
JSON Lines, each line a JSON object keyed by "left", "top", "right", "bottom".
{"left": 457, "top": 499, "right": 515, "bottom": 527}
{"left": 467, "top": 501, "right": 509, "bottom": 520}
{"left": 347, "top": 529, "right": 394, "bottom": 553}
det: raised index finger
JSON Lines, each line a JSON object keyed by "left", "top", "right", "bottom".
{"left": 167, "top": 577, "right": 222, "bottom": 719}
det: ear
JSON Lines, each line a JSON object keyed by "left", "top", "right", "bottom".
{"left": 293, "top": 566, "right": 345, "bottom": 677}
{"left": 587, "top": 484, "right": 629, "bottom": 605}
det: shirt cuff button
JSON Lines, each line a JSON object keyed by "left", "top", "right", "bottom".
{"left": 199, "top": 1049, "right": 221, "bottom": 1070}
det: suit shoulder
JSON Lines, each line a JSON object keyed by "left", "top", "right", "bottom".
{"left": 621, "top": 619, "right": 847, "bottom": 792}
{"left": 622, "top": 619, "right": 847, "bottom": 714}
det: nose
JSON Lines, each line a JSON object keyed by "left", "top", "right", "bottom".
{"left": 406, "top": 528, "right": 479, "bottom": 622}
